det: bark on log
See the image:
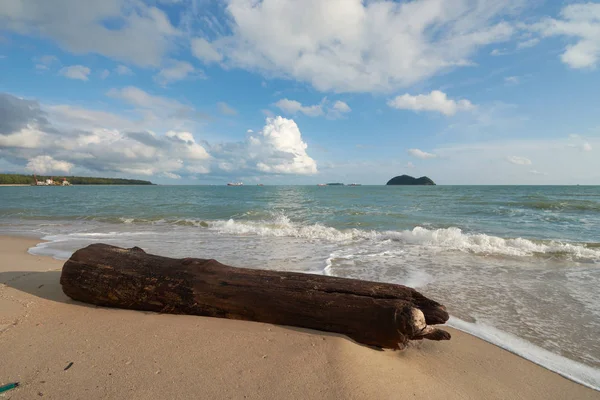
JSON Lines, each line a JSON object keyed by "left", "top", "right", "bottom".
{"left": 60, "top": 244, "right": 450, "bottom": 349}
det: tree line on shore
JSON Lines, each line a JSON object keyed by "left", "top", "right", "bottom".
{"left": 0, "top": 174, "right": 153, "bottom": 185}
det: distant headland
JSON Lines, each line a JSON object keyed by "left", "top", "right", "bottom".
{"left": 386, "top": 175, "right": 436, "bottom": 185}
{"left": 0, "top": 174, "right": 154, "bottom": 186}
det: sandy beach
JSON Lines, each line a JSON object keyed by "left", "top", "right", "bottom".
{"left": 0, "top": 235, "right": 597, "bottom": 400}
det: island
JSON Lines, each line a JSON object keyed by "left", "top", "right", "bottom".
{"left": 0, "top": 174, "right": 154, "bottom": 185}
{"left": 386, "top": 175, "right": 436, "bottom": 185}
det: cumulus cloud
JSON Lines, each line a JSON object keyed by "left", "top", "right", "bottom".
{"left": 191, "top": 37, "right": 223, "bottom": 63}
{"left": 0, "top": 92, "right": 210, "bottom": 178}
{"left": 246, "top": 117, "right": 317, "bottom": 175}
{"left": 332, "top": 101, "right": 351, "bottom": 114}
{"left": 59, "top": 65, "right": 91, "bottom": 81}
{"left": 154, "top": 60, "right": 198, "bottom": 85}
{"left": 0, "top": 92, "right": 317, "bottom": 180}
{"left": 517, "top": 38, "right": 540, "bottom": 49}
{"left": 100, "top": 69, "right": 110, "bottom": 79}
{"left": 406, "top": 161, "right": 415, "bottom": 169}
{"left": 274, "top": 99, "right": 324, "bottom": 117}
{"left": 506, "top": 156, "right": 532, "bottom": 165}
{"left": 388, "top": 91, "right": 474, "bottom": 116}
{"left": 217, "top": 102, "right": 238, "bottom": 116}
{"left": 274, "top": 98, "right": 351, "bottom": 119}
{"left": 26, "top": 155, "right": 73, "bottom": 174}
{"left": 529, "top": 3, "right": 600, "bottom": 69}
{"left": 583, "top": 142, "right": 592, "bottom": 152}
{"left": 0, "top": 128, "right": 46, "bottom": 149}
{"left": 115, "top": 65, "right": 134, "bottom": 76}
{"left": 504, "top": 76, "right": 520, "bottom": 85}
{"left": 408, "top": 149, "right": 437, "bottom": 159}
{"left": 165, "top": 130, "right": 210, "bottom": 160}
{"left": 0, "top": 0, "right": 179, "bottom": 67}
{"left": 191, "top": 0, "right": 518, "bottom": 92}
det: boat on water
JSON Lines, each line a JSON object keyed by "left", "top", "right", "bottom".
{"left": 348, "top": 183, "right": 362, "bottom": 186}
{"left": 227, "top": 182, "right": 243, "bottom": 186}
{"left": 317, "top": 183, "right": 327, "bottom": 186}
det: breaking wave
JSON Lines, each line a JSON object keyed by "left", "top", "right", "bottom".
{"left": 199, "top": 214, "right": 600, "bottom": 262}
{"left": 12, "top": 212, "right": 600, "bottom": 262}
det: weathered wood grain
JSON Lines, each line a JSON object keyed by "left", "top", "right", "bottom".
{"left": 60, "top": 244, "right": 450, "bottom": 349}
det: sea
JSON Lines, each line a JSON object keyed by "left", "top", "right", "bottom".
{"left": 1, "top": 185, "right": 599, "bottom": 390}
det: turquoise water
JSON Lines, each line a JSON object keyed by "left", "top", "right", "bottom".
{"left": 1, "top": 185, "right": 599, "bottom": 389}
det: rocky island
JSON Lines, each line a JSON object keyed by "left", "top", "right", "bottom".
{"left": 386, "top": 175, "right": 436, "bottom": 185}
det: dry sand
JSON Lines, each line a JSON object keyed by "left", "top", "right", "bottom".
{"left": 0, "top": 235, "right": 598, "bottom": 400}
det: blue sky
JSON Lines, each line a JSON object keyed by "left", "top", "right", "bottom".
{"left": 0, "top": 0, "right": 599, "bottom": 184}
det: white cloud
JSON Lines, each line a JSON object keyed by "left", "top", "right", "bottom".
{"left": 26, "top": 155, "right": 73, "bottom": 174}
{"left": 406, "top": 161, "right": 415, "bottom": 169}
{"left": 100, "top": 69, "right": 110, "bottom": 79}
{"left": 0, "top": 127, "right": 46, "bottom": 148}
{"left": 115, "top": 65, "right": 134, "bottom": 75}
{"left": 506, "top": 156, "right": 532, "bottom": 165}
{"left": 154, "top": 60, "right": 197, "bottom": 85}
{"left": 583, "top": 142, "right": 592, "bottom": 152}
{"left": 517, "top": 38, "right": 540, "bottom": 49}
{"left": 529, "top": 169, "right": 547, "bottom": 175}
{"left": 34, "top": 55, "right": 58, "bottom": 69}
{"left": 504, "top": 76, "right": 520, "bottom": 84}
{"left": 217, "top": 101, "right": 238, "bottom": 116}
{"left": 0, "top": 1, "right": 179, "bottom": 67}
{"left": 529, "top": 3, "right": 600, "bottom": 69}
{"left": 332, "top": 101, "right": 351, "bottom": 114}
{"left": 274, "top": 99, "right": 323, "bottom": 117}
{"left": 47, "top": 104, "right": 138, "bottom": 131}
{"left": 192, "top": 0, "right": 518, "bottom": 92}
{"left": 247, "top": 117, "right": 317, "bottom": 175}
{"left": 165, "top": 130, "right": 210, "bottom": 160}
{"left": 191, "top": 37, "right": 223, "bottom": 63}
{"left": 388, "top": 90, "right": 474, "bottom": 116}
{"left": 408, "top": 148, "right": 437, "bottom": 159}
{"left": 1, "top": 93, "right": 320, "bottom": 180}
{"left": 186, "top": 165, "right": 210, "bottom": 174}
{"left": 105, "top": 86, "right": 202, "bottom": 129}
{"left": 274, "top": 98, "right": 352, "bottom": 118}
{"left": 59, "top": 65, "right": 91, "bottom": 81}
{"left": 163, "top": 172, "right": 181, "bottom": 179}
{"left": 490, "top": 48, "right": 509, "bottom": 56}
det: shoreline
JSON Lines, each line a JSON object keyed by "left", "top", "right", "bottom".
{"left": 1, "top": 235, "right": 598, "bottom": 399}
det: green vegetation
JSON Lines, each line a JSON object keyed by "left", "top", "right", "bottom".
{"left": 386, "top": 175, "right": 436, "bottom": 185}
{"left": 0, "top": 174, "right": 154, "bottom": 185}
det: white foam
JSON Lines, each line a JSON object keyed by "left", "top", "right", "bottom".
{"left": 28, "top": 241, "right": 73, "bottom": 260}
{"left": 204, "top": 217, "right": 600, "bottom": 261}
{"left": 448, "top": 316, "right": 600, "bottom": 391}
{"left": 402, "top": 269, "right": 433, "bottom": 288}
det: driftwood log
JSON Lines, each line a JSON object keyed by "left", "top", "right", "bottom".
{"left": 60, "top": 244, "right": 450, "bottom": 349}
